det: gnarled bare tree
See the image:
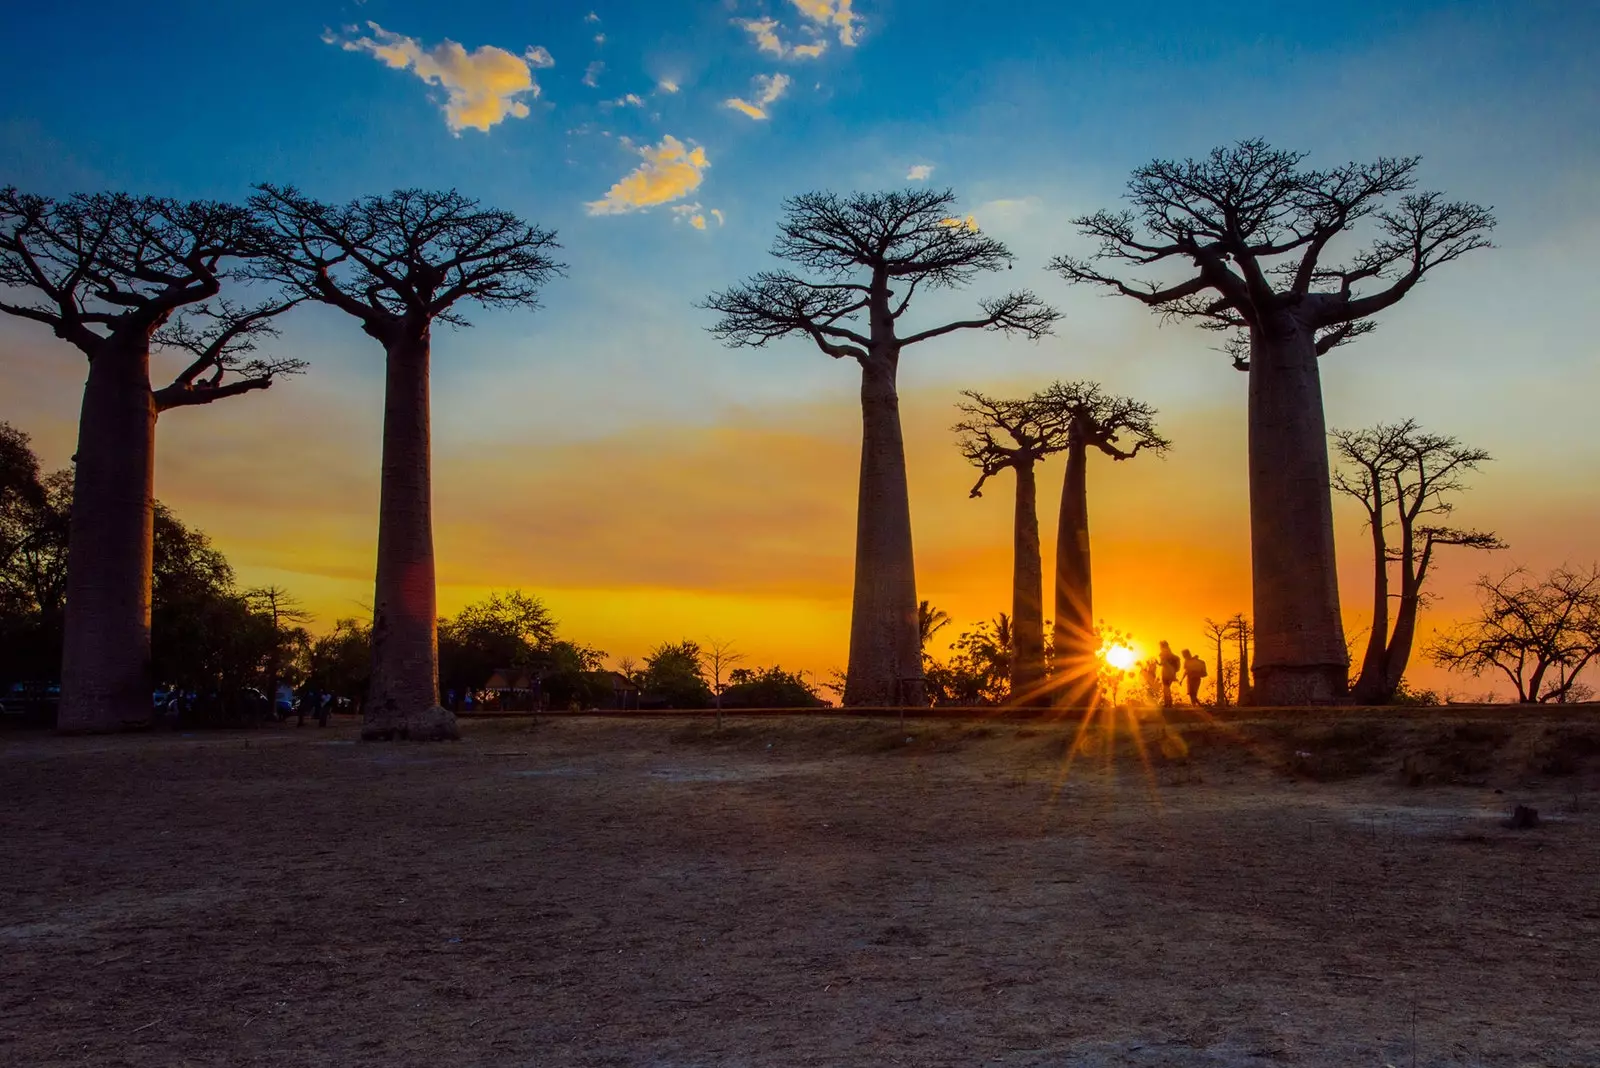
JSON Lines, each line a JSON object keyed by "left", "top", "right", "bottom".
{"left": 1430, "top": 566, "right": 1600, "bottom": 703}
{"left": 0, "top": 189, "right": 302, "bottom": 732}
{"left": 1332, "top": 419, "right": 1502, "bottom": 703}
{"left": 1052, "top": 140, "right": 1494, "bottom": 704}
{"left": 1035, "top": 381, "right": 1168, "bottom": 708}
{"left": 252, "top": 186, "right": 562, "bottom": 740}
{"left": 702, "top": 190, "right": 1058, "bottom": 706}
{"left": 953, "top": 391, "right": 1071, "bottom": 706}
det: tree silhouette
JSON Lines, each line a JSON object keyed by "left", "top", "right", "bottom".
{"left": 0, "top": 189, "right": 303, "bottom": 732}
{"left": 252, "top": 187, "right": 562, "bottom": 740}
{"left": 1227, "top": 613, "right": 1254, "bottom": 704}
{"left": 703, "top": 189, "right": 1058, "bottom": 706}
{"left": 1201, "top": 618, "right": 1236, "bottom": 707}
{"left": 953, "top": 390, "right": 1072, "bottom": 706}
{"left": 1332, "top": 420, "right": 1502, "bottom": 703}
{"left": 1429, "top": 566, "right": 1600, "bottom": 703}
{"left": 704, "top": 637, "right": 746, "bottom": 728}
{"left": 1033, "top": 381, "right": 1168, "bottom": 707}
{"left": 245, "top": 585, "right": 311, "bottom": 717}
{"left": 1052, "top": 140, "right": 1494, "bottom": 704}
{"left": 917, "top": 599, "right": 951, "bottom": 658}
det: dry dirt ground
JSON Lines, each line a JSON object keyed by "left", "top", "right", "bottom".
{"left": 3, "top": 710, "right": 1599, "bottom": 1067}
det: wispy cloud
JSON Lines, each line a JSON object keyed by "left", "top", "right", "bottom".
{"left": 733, "top": 16, "right": 828, "bottom": 59}
{"left": 658, "top": 78, "right": 680, "bottom": 94}
{"left": 788, "top": 0, "right": 860, "bottom": 46}
{"left": 525, "top": 46, "right": 554, "bottom": 69}
{"left": 672, "top": 203, "right": 726, "bottom": 231}
{"left": 725, "top": 73, "right": 791, "bottom": 121}
{"left": 907, "top": 164, "right": 934, "bottom": 181}
{"left": 587, "top": 135, "right": 710, "bottom": 215}
{"left": 333, "top": 22, "right": 547, "bottom": 134}
{"left": 583, "top": 61, "right": 604, "bottom": 87}
{"left": 609, "top": 93, "right": 645, "bottom": 108}
{"left": 585, "top": 11, "right": 601, "bottom": 23}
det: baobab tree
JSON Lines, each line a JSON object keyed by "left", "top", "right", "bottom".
{"left": 1036, "top": 381, "right": 1168, "bottom": 708}
{"left": 1430, "top": 566, "right": 1600, "bottom": 703}
{"left": 702, "top": 189, "right": 1059, "bottom": 706}
{"left": 1052, "top": 140, "right": 1494, "bottom": 703}
{"left": 953, "top": 390, "right": 1071, "bottom": 706}
{"left": 1201, "top": 617, "right": 1236, "bottom": 707}
{"left": 0, "top": 189, "right": 302, "bottom": 732}
{"left": 1332, "top": 420, "right": 1502, "bottom": 703}
{"left": 252, "top": 186, "right": 562, "bottom": 740}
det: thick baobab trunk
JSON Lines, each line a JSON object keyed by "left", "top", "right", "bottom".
{"left": 1350, "top": 488, "right": 1390, "bottom": 704}
{"left": 1053, "top": 435, "right": 1097, "bottom": 708}
{"left": 364, "top": 329, "right": 457, "bottom": 740}
{"left": 843, "top": 351, "right": 923, "bottom": 707}
{"left": 1009, "top": 461, "right": 1047, "bottom": 706}
{"left": 59, "top": 340, "right": 157, "bottom": 733}
{"left": 1246, "top": 320, "right": 1348, "bottom": 704}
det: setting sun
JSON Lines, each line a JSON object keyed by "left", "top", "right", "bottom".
{"left": 1101, "top": 643, "right": 1139, "bottom": 672}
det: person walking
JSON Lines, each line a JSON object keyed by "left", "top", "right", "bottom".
{"left": 1181, "top": 648, "right": 1207, "bottom": 706}
{"left": 1157, "top": 641, "right": 1180, "bottom": 708}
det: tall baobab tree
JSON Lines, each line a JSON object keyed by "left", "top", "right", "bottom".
{"left": 0, "top": 189, "right": 302, "bottom": 732}
{"left": 702, "top": 190, "right": 1059, "bottom": 706}
{"left": 1051, "top": 140, "right": 1494, "bottom": 704}
{"left": 1036, "top": 381, "right": 1168, "bottom": 708}
{"left": 1332, "top": 420, "right": 1502, "bottom": 703}
{"left": 252, "top": 186, "right": 562, "bottom": 740}
{"left": 953, "top": 390, "right": 1071, "bottom": 706}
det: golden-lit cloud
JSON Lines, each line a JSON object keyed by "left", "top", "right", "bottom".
{"left": 907, "top": 164, "right": 934, "bottom": 180}
{"left": 671, "top": 203, "right": 724, "bottom": 230}
{"left": 658, "top": 78, "right": 680, "bottom": 93}
{"left": 939, "top": 214, "right": 979, "bottom": 231}
{"left": 734, "top": 16, "right": 828, "bottom": 59}
{"left": 725, "top": 73, "right": 791, "bottom": 120}
{"left": 333, "top": 22, "right": 546, "bottom": 134}
{"left": 586, "top": 135, "right": 710, "bottom": 215}
{"left": 788, "top": 0, "right": 860, "bottom": 46}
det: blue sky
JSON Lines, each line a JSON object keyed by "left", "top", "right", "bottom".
{"left": 3, "top": 0, "right": 1598, "bottom": 693}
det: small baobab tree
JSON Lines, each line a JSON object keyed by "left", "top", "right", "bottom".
{"left": 953, "top": 390, "right": 1071, "bottom": 706}
{"left": 1332, "top": 419, "right": 1502, "bottom": 704}
{"left": 1201, "top": 617, "right": 1236, "bottom": 707}
{"left": 702, "top": 190, "right": 1059, "bottom": 706}
{"left": 1052, "top": 140, "right": 1494, "bottom": 704}
{"left": 1035, "top": 381, "right": 1168, "bottom": 708}
{"left": 252, "top": 186, "right": 563, "bottom": 740}
{"left": 1429, "top": 566, "right": 1600, "bottom": 704}
{"left": 0, "top": 189, "right": 302, "bottom": 732}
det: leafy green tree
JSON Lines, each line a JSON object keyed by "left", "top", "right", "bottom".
{"left": 306, "top": 618, "right": 373, "bottom": 714}
{"left": 642, "top": 640, "right": 713, "bottom": 709}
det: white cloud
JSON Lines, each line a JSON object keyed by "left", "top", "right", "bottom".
{"left": 725, "top": 72, "right": 791, "bottom": 121}
{"left": 711, "top": 208, "right": 725, "bottom": 227}
{"left": 525, "top": 45, "right": 554, "bottom": 69}
{"left": 583, "top": 61, "right": 604, "bottom": 87}
{"left": 335, "top": 22, "right": 544, "bottom": 134}
{"left": 658, "top": 78, "right": 680, "bottom": 94}
{"left": 587, "top": 135, "right": 711, "bottom": 215}
{"left": 594, "top": 33, "right": 606, "bottom": 45}
{"left": 907, "top": 164, "right": 934, "bottom": 181}
{"left": 788, "top": 0, "right": 860, "bottom": 46}
{"left": 733, "top": 16, "right": 828, "bottom": 59}
{"left": 618, "top": 93, "right": 644, "bottom": 107}
{"left": 585, "top": 11, "right": 601, "bottom": 23}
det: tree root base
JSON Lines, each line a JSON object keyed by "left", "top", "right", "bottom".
{"left": 361, "top": 705, "right": 460, "bottom": 742}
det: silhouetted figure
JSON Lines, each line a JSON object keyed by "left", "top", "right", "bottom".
{"left": 1157, "top": 641, "right": 1180, "bottom": 708}
{"left": 296, "top": 683, "right": 316, "bottom": 728}
{"left": 1181, "top": 649, "right": 1207, "bottom": 706}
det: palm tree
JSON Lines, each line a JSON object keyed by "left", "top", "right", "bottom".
{"left": 918, "top": 600, "right": 952, "bottom": 657}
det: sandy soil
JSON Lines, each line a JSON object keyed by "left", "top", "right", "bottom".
{"left": 2, "top": 711, "right": 1598, "bottom": 1067}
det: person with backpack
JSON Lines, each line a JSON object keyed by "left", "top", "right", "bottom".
{"left": 1157, "top": 641, "right": 1180, "bottom": 708}
{"left": 1181, "top": 648, "right": 1208, "bottom": 706}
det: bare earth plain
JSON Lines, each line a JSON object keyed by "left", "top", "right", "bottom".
{"left": 3, "top": 709, "right": 1599, "bottom": 1068}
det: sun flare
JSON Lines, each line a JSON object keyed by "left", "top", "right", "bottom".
{"left": 1102, "top": 643, "right": 1138, "bottom": 672}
